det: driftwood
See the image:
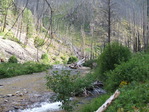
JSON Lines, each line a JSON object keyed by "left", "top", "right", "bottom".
{"left": 69, "top": 58, "right": 85, "bottom": 69}
{"left": 74, "top": 81, "right": 105, "bottom": 97}
{"left": 95, "top": 90, "right": 120, "bottom": 112}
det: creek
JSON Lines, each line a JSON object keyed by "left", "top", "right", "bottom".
{"left": 0, "top": 65, "right": 104, "bottom": 112}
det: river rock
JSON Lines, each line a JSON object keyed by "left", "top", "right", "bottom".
{"left": 0, "top": 37, "right": 43, "bottom": 62}
{"left": 13, "top": 106, "right": 23, "bottom": 110}
{"left": 6, "top": 94, "right": 14, "bottom": 97}
{"left": 15, "top": 91, "right": 20, "bottom": 94}
{"left": 15, "top": 91, "right": 24, "bottom": 97}
{"left": 23, "top": 89, "right": 28, "bottom": 94}
{"left": 4, "top": 99, "right": 9, "bottom": 103}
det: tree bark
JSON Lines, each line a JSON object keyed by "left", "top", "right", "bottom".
{"left": 2, "top": 9, "right": 8, "bottom": 32}
{"left": 107, "top": 0, "right": 111, "bottom": 44}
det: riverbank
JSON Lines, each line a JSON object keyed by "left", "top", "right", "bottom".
{"left": 0, "top": 65, "right": 90, "bottom": 112}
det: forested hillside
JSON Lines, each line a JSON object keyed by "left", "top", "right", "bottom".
{"left": 0, "top": 0, "right": 148, "bottom": 61}
{"left": 14, "top": 0, "right": 149, "bottom": 58}
{"left": 0, "top": 0, "right": 149, "bottom": 112}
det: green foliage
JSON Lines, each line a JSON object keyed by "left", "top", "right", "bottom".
{"left": 34, "top": 36, "right": 44, "bottom": 48}
{"left": 67, "top": 56, "right": 78, "bottom": 64}
{"left": 8, "top": 55, "right": 18, "bottom": 63}
{"left": 0, "top": 32, "right": 5, "bottom": 36}
{"left": 81, "top": 52, "right": 149, "bottom": 112}
{"left": 80, "top": 81, "right": 149, "bottom": 112}
{"left": 60, "top": 56, "right": 67, "bottom": 64}
{"left": 0, "top": 61, "right": 50, "bottom": 79}
{"left": 83, "top": 59, "right": 97, "bottom": 69}
{"left": 23, "top": 8, "right": 34, "bottom": 38}
{"left": 53, "top": 60, "right": 61, "bottom": 65}
{"left": 80, "top": 94, "right": 110, "bottom": 112}
{"left": 0, "top": 0, "right": 13, "bottom": 15}
{"left": 106, "top": 81, "right": 149, "bottom": 112}
{"left": 41, "top": 53, "right": 50, "bottom": 64}
{"left": 46, "top": 70, "right": 76, "bottom": 111}
{"left": 60, "top": 56, "right": 66, "bottom": 61}
{"left": 96, "top": 42, "right": 131, "bottom": 81}
{"left": 2, "top": 30, "right": 21, "bottom": 44}
{"left": 105, "top": 53, "right": 149, "bottom": 92}
{"left": 46, "top": 71, "right": 95, "bottom": 111}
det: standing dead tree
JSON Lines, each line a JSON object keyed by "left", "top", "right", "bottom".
{"left": 99, "top": 0, "right": 119, "bottom": 44}
{"left": 44, "top": 0, "right": 54, "bottom": 49}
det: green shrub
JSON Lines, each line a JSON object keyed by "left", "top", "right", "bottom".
{"left": 106, "top": 81, "right": 149, "bottom": 112}
{"left": 96, "top": 42, "right": 131, "bottom": 81}
{"left": 105, "top": 53, "right": 149, "bottom": 92}
{"left": 80, "top": 81, "right": 149, "bottom": 112}
{"left": 41, "top": 53, "right": 49, "bottom": 60}
{"left": 2, "top": 31, "right": 22, "bottom": 44}
{"left": 60, "top": 56, "right": 66, "bottom": 60}
{"left": 41, "top": 53, "right": 50, "bottom": 64}
{"left": 34, "top": 36, "right": 44, "bottom": 48}
{"left": 80, "top": 94, "right": 110, "bottom": 112}
{"left": 46, "top": 70, "right": 76, "bottom": 111}
{"left": 67, "top": 56, "right": 78, "bottom": 64}
{"left": 46, "top": 71, "right": 95, "bottom": 111}
{"left": 8, "top": 55, "right": 18, "bottom": 63}
{"left": 60, "top": 56, "right": 67, "bottom": 64}
{"left": 53, "top": 61, "right": 61, "bottom": 65}
{"left": 0, "top": 62, "right": 50, "bottom": 79}
{"left": 83, "top": 59, "right": 97, "bottom": 69}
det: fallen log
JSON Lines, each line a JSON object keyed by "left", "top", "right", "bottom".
{"left": 95, "top": 90, "right": 120, "bottom": 112}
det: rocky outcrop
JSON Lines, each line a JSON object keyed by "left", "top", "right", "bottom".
{"left": 0, "top": 38, "right": 43, "bottom": 62}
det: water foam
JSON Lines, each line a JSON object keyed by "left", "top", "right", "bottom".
{"left": 20, "top": 102, "right": 62, "bottom": 112}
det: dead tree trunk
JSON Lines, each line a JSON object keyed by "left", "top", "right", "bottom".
{"left": 107, "top": 0, "right": 111, "bottom": 43}
{"left": 95, "top": 90, "right": 120, "bottom": 112}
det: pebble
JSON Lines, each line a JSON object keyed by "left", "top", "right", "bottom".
{"left": 0, "top": 95, "right": 4, "bottom": 98}
{"left": 6, "top": 94, "right": 14, "bottom": 97}
{"left": 4, "top": 99, "right": 8, "bottom": 103}
{"left": 15, "top": 91, "right": 21, "bottom": 95}
{"left": 15, "top": 91, "right": 24, "bottom": 97}
{"left": 19, "top": 93, "right": 24, "bottom": 97}
{"left": 23, "top": 89, "right": 28, "bottom": 94}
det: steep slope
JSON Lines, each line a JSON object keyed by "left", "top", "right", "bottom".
{"left": 0, "top": 36, "right": 42, "bottom": 62}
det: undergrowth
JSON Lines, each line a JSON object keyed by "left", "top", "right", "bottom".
{"left": 80, "top": 81, "right": 149, "bottom": 112}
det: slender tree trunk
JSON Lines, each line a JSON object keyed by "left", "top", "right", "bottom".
{"left": 107, "top": 0, "right": 111, "bottom": 43}
{"left": 37, "top": 48, "right": 39, "bottom": 62}
{"left": 19, "top": 15, "right": 23, "bottom": 41}
{"left": 147, "top": 0, "right": 149, "bottom": 49}
{"left": 137, "top": 31, "right": 141, "bottom": 52}
{"left": 2, "top": 10, "right": 8, "bottom": 32}
{"left": 81, "top": 26, "right": 85, "bottom": 58}
{"left": 24, "top": 23, "right": 29, "bottom": 46}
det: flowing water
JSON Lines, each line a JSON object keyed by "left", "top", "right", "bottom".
{"left": 0, "top": 65, "right": 90, "bottom": 112}
{"left": 0, "top": 64, "right": 106, "bottom": 112}
{"left": 10, "top": 102, "right": 62, "bottom": 112}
